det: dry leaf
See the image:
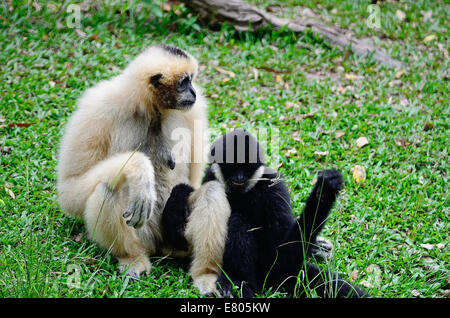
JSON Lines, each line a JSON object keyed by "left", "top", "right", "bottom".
{"left": 396, "top": 10, "right": 406, "bottom": 22}
{"left": 89, "top": 34, "right": 100, "bottom": 42}
{"left": 210, "top": 93, "right": 219, "bottom": 99}
{"left": 335, "top": 131, "right": 345, "bottom": 139}
{"left": 49, "top": 81, "right": 56, "bottom": 88}
{"left": 252, "top": 68, "right": 258, "bottom": 80}
{"left": 285, "top": 148, "right": 297, "bottom": 158}
{"left": 360, "top": 280, "right": 373, "bottom": 288}
{"left": 222, "top": 77, "right": 230, "bottom": 83}
{"left": 162, "top": 3, "right": 171, "bottom": 11}
{"left": 356, "top": 136, "right": 369, "bottom": 148}
{"left": 8, "top": 123, "right": 33, "bottom": 128}
{"left": 394, "top": 138, "right": 411, "bottom": 148}
{"left": 215, "top": 67, "right": 235, "bottom": 78}
{"left": 424, "top": 122, "right": 434, "bottom": 131}
{"left": 345, "top": 73, "right": 358, "bottom": 80}
{"left": 420, "top": 243, "right": 434, "bottom": 250}
{"left": 395, "top": 70, "right": 406, "bottom": 79}
{"left": 352, "top": 165, "right": 366, "bottom": 184}
{"left": 73, "top": 233, "right": 83, "bottom": 243}
{"left": 350, "top": 270, "right": 359, "bottom": 281}
{"left": 254, "top": 109, "right": 264, "bottom": 115}
{"left": 75, "top": 29, "right": 87, "bottom": 38}
{"left": 294, "top": 112, "right": 316, "bottom": 120}
{"left": 421, "top": 10, "right": 432, "bottom": 21}
{"left": 423, "top": 34, "right": 436, "bottom": 43}
{"left": 4, "top": 185, "right": 15, "bottom": 200}
{"left": 275, "top": 75, "right": 283, "bottom": 82}
{"left": 285, "top": 101, "right": 300, "bottom": 110}
{"left": 411, "top": 290, "right": 421, "bottom": 297}
{"left": 314, "top": 151, "right": 329, "bottom": 157}
{"left": 259, "top": 66, "right": 290, "bottom": 74}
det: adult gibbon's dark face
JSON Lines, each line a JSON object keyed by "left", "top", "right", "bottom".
{"left": 210, "top": 129, "right": 266, "bottom": 193}
{"left": 176, "top": 74, "right": 196, "bottom": 108}
{"left": 150, "top": 73, "right": 196, "bottom": 110}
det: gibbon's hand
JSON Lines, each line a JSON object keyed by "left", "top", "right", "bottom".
{"left": 123, "top": 194, "right": 153, "bottom": 229}
{"left": 315, "top": 169, "right": 343, "bottom": 200}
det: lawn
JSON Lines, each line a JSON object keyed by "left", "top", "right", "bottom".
{"left": 0, "top": 0, "right": 448, "bottom": 298}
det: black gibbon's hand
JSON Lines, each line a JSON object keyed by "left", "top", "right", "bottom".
{"left": 315, "top": 169, "right": 343, "bottom": 200}
{"left": 162, "top": 183, "right": 194, "bottom": 251}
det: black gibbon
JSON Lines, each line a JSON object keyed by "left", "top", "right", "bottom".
{"left": 57, "top": 45, "right": 229, "bottom": 294}
{"left": 163, "top": 129, "right": 366, "bottom": 297}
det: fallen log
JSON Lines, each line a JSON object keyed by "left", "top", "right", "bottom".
{"left": 179, "top": 0, "right": 405, "bottom": 68}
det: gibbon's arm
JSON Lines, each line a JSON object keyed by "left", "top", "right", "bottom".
{"left": 162, "top": 183, "right": 194, "bottom": 251}
{"left": 295, "top": 169, "right": 343, "bottom": 252}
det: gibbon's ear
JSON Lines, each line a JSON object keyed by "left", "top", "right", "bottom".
{"left": 150, "top": 73, "right": 163, "bottom": 87}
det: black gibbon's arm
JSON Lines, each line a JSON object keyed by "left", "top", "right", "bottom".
{"left": 162, "top": 183, "right": 194, "bottom": 251}
{"left": 294, "top": 169, "right": 343, "bottom": 254}
{"left": 162, "top": 166, "right": 217, "bottom": 250}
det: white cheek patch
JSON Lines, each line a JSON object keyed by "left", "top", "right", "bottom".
{"left": 244, "top": 165, "right": 265, "bottom": 192}
{"left": 211, "top": 163, "right": 226, "bottom": 186}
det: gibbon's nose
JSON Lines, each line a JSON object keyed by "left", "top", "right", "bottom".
{"left": 190, "top": 87, "right": 196, "bottom": 99}
{"left": 231, "top": 174, "right": 246, "bottom": 185}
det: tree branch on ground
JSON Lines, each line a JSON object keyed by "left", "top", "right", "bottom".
{"left": 179, "top": 0, "right": 405, "bottom": 68}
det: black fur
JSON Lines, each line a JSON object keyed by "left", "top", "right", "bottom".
{"left": 162, "top": 183, "right": 194, "bottom": 251}
{"left": 162, "top": 130, "right": 367, "bottom": 298}
{"left": 157, "top": 44, "right": 189, "bottom": 59}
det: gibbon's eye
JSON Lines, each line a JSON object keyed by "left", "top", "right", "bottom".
{"left": 150, "top": 73, "right": 163, "bottom": 88}
{"left": 178, "top": 75, "right": 191, "bottom": 91}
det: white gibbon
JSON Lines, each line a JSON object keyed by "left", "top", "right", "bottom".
{"left": 57, "top": 45, "right": 230, "bottom": 295}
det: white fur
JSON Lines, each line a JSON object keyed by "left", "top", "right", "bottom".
{"left": 57, "top": 46, "right": 222, "bottom": 288}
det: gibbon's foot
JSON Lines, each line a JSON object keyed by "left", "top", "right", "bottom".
{"left": 193, "top": 274, "right": 221, "bottom": 297}
{"left": 310, "top": 236, "right": 333, "bottom": 261}
{"left": 123, "top": 193, "right": 154, "bottom": 229}
{"left": 118, "top": 255, "right": 151, "bottom": 280}
{"left": 216, "top": 275, "right": 255, "bottom": 298}
{"left": 315, "top": 169, "right": 343, "bottom": 199}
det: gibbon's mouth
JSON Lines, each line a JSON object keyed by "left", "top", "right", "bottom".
{"left": 179, "top": 100, "right": 195, "bottom": 108}
{"left": 231, "top": 181, "right": 246, "bottom": 186}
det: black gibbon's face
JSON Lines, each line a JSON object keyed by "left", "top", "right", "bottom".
{"left": 150, "top": 73, "right": 196, "bottom": 110}
{"left": 211, "top": 129, "right": 266, "bottom": 193}
{"left": 219, "top": 162, "right": 263, "bottom": 193}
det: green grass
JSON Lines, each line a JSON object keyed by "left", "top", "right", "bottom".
{"left": 0, "top": 0, "right": 448, "bottom": 298}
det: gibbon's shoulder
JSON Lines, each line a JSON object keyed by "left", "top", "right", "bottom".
{"left": 252, "top": 167, "right": 291, "bottom": 203}
{"left": 76, "top": 77, "right": 122, "bottom": 109}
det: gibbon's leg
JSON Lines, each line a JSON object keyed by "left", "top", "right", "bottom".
{"left": 184, "top": 181, "right": 231, "bottom": 296}
{"left": 59, "top": 151, "right": 156, "bottom": 278}
{"left": 216, "top": 213, "right": 257, "bottom": 298}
